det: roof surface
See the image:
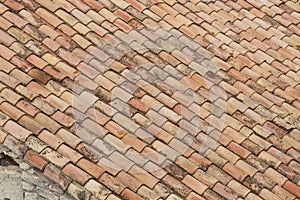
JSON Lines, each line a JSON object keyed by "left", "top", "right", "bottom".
{"left": 0, "top": 0, "right": 300, "bottom": 199}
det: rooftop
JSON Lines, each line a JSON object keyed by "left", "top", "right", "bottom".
{"left": 0, "top": 0, "right": 300, "bottom": 199}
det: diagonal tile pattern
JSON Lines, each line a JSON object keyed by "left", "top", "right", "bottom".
{"left": 0, "top": 0, "right": 300, "bottom": 199}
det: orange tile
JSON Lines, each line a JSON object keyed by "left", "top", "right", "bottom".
{"left": 36, "top": 8, "right": 62, "bottom": 27}
{"left": 121, "top": 189, "right": 143, "bottom": 200}
{"left": 25, "top": 150, "right": 48, "bottom": 170}
{"left": 77, "top": 158, "right": 104, "bottom": 179}
{"left": 182, "top": 175, "right": 208, "bottom": 195}
{"left": 223, "top": 162, "right": 247, "bottom": 181}
{"left": 62, "top": 163, "right": 92, "bottom": 185}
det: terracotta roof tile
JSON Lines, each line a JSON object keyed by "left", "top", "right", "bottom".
{"left": 62, "top": 163, "right": 92, "bottom": 185}
{"left": 25, "top": 149, "right": 48, "bottom": 170}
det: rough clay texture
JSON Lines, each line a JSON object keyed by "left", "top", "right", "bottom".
{"left": 0, "top": 0, "right": 300, "bottom": 199}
